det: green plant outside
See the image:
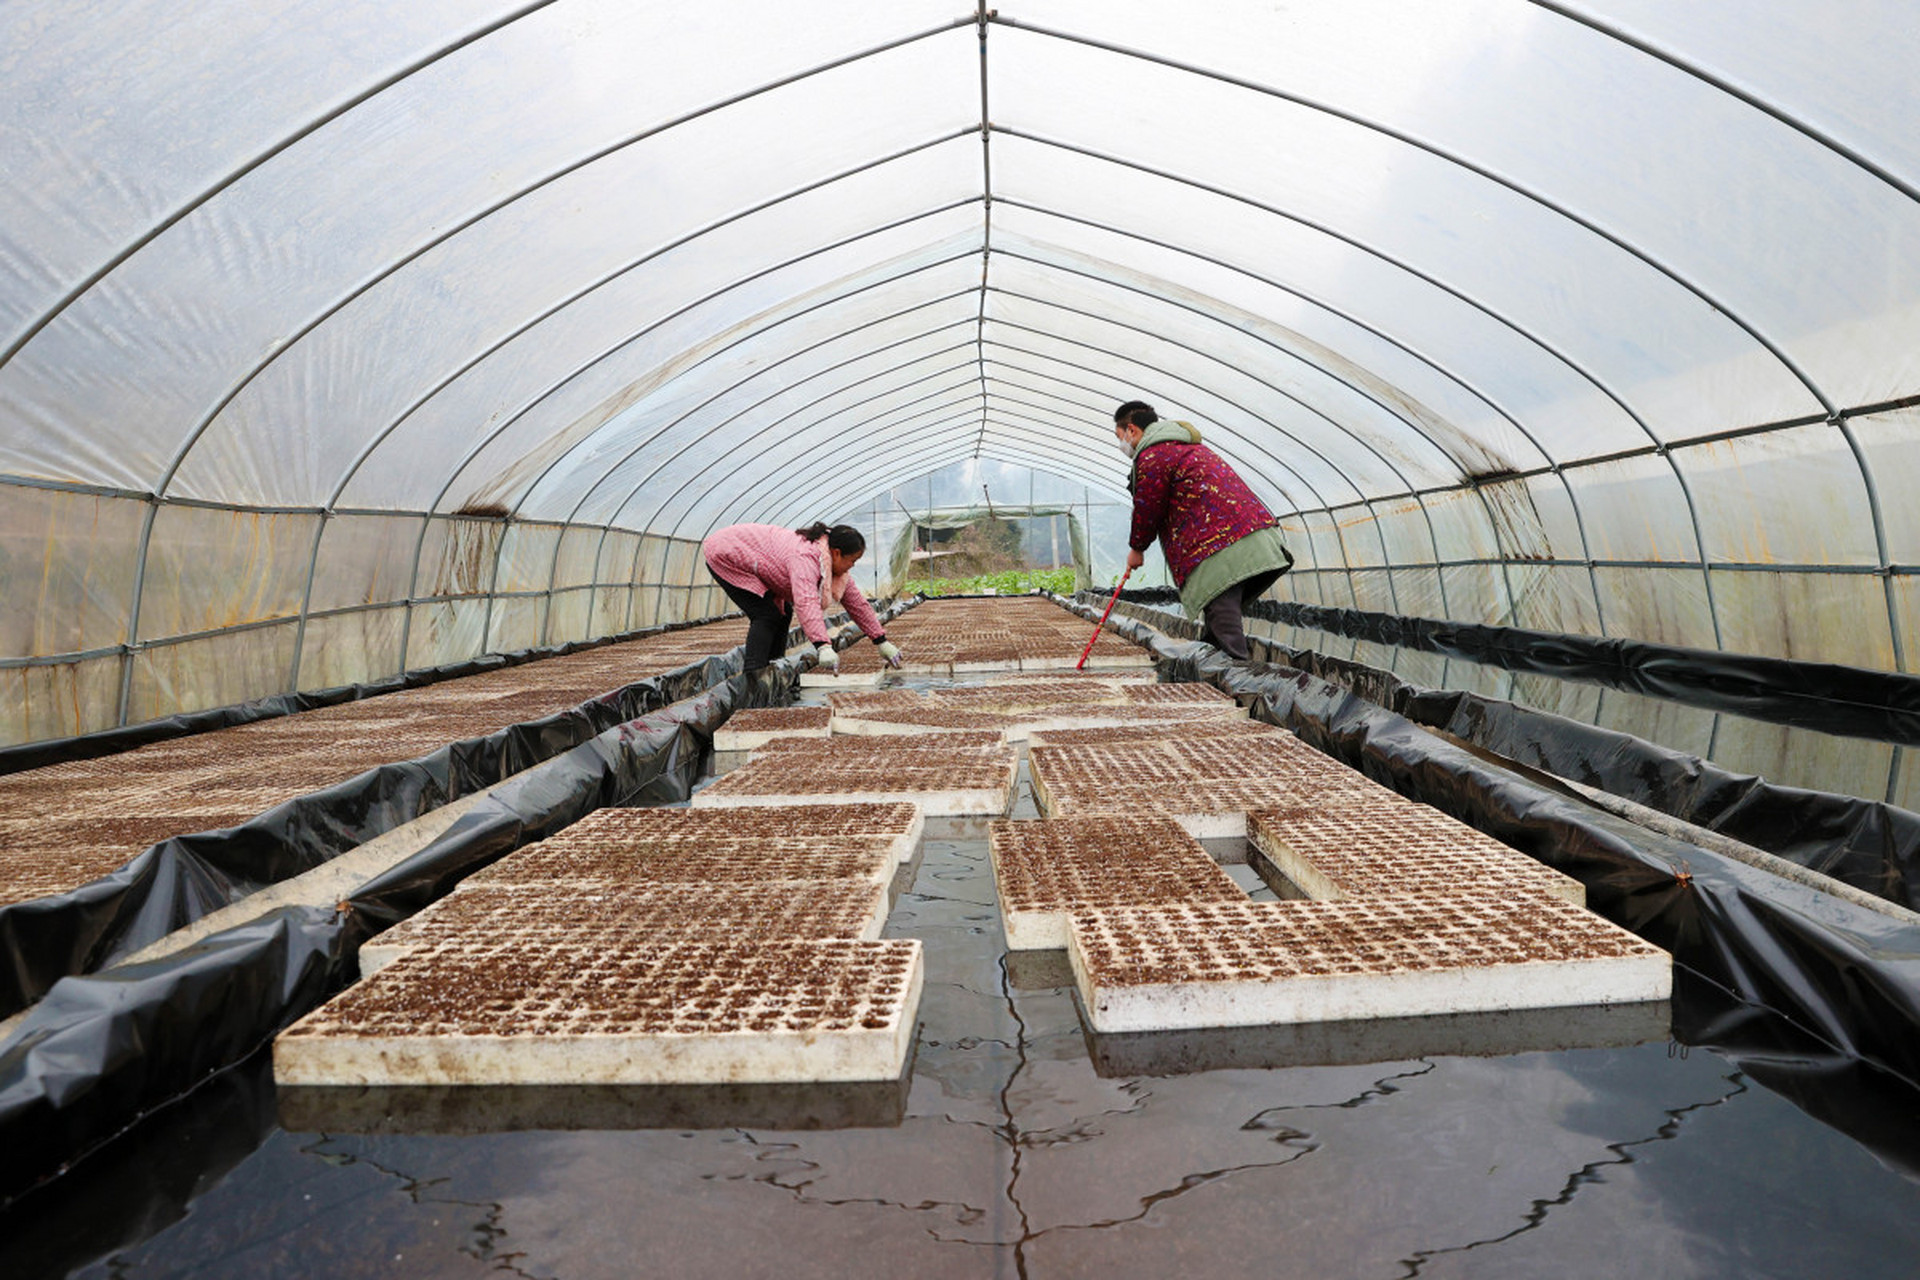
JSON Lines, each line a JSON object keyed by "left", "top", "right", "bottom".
{"left": 906, "top": 568, "right": 1077, "bottom": 597}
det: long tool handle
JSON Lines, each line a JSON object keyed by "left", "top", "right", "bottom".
{"left": 1075, "top": 566, "right": 1133, "bottom": 670}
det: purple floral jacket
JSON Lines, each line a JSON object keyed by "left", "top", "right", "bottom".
{"left": 1128, "top": 422, "right": 1281, "bottom": 585}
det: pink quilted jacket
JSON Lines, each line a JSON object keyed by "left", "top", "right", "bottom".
{"left": 702, "top": 523, "right": 884, "bottom": 645}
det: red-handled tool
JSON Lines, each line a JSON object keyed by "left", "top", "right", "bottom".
{"left": 1075, "top": 566, "right": 1132, "bottom": 670}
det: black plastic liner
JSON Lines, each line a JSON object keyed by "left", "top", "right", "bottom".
{"left": 0, "top": 649, "right": 737, "bottom": 1019}
{"left": 1059, "top": 592, "right": 1920, "bottom": 1099}
{"left": 0, "top": 657, "right": 796, "bottom": 1208}
{"left": 0, "top": 1047, "right": 280, "bottom": 1280}
{"left": 1114, "top": 586, "right": 1920, "bottom": 745}
{"left": 0, "top": 602, "right": 911, "bottom": 1019}
{"left": 1107, "top": 593, "right": 1920, "bottom": 912}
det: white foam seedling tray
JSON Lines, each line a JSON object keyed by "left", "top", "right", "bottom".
{"left": 1249, "top": 804, "right": 1585, "bottom": 906}
{"left": 712, "top": 706, "right": 834, "bottom": 751}
{"left": 277, "top": 938, "right": 925, "bottom": 1086}
{"left": 1067, "top": 898, "right": 1671, "bottom": 1034}
{"left": 489, "top": 801, "right": 926, "bottom": 876}
{"left": 692, "top": 747, "right": 1018, "bottom": 817}
{"left": 360, "top": 880, "right": 892, "bottom": 978}
{"left": 799, "top": 667, "right": 889, "bottom": 688}
{"left": 989, "top": 816, "right": 1246, "bottom": 951}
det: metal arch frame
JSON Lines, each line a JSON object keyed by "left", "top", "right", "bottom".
{"left": 1520, "top": 0, "right": 1911, "bottom": 680}
{"left": 607, "top": 385, "right": 999, "bottom": 637}
{"left": 708, "top": 401, "right": 994, "bottom": 543}
{"left": 109, "top": 19, "right": 980, "bottom": 723}
{"left": 995, "top": 130, "right": 1726, "bottom": 639}
{"left": 989, "top": 197, "right": 1607, "bottom": 628}
{"left": 969, "top": 1, "right": 997, "bottom": 470}
{"left": 558, "top": 317, "right": 983, "bottom": 543}
{"left": 502, "top": 262, "right": 982, "bottom": 532}
{"left": 561, "top": 360, "right": 984, "bottom": 643}
{"left": 655, "top": 379, "right": 1028, "bottom": 540}
{"left": 748, "top": 403, "right": 1134, "bottom": 536}
{"left": 549, "top": 344, "right": 982, "bottom": 645}
{"left": 970, "top": 373, "right": 1326, "bottom": 569}
{"left": 693, "top": 340, "right": 1365, "bottom": 600}
{"left": 320, "top": 165, "right": 976, "bottom": 518}
{"left": 985, "top": 267, "right": 1505, "bottom": 617}
{"left": 997, "top": 154, "right": 1755, "bottom": 630}
{"left": 728, "top": 388, "right": 1142, "bottom": 531}
{"left": 796, "top": 442, "right": 1127, "bottom": 532}
{"left": 0, "top": 0, "right": 569, "bottom": 371}
{"left": 565, "top": 357, "right": 991, "bottom": 640}
{"left": 742, "top": 396, "right": 1004, "bottom": 524}
{"left": 540, "top": 318, "right": 985, "bottom": 640}
{"left": 986, "top": 19, "right": 1834, "bottom": 406}
{"left": 651, "top": 275, "right": 1389, "bottom": 564}
{"left": 451, "top": 263, "right": 984, "bottom": 658}
{"left": 979, "top": 311, "right": 1406, "bottom": 612}
{"left": 823, "top": 455, "right": 1104, "bottom": 541}
{"left": 780, "top": 439, "right": 1130, "bottom": 539}
{"left": 775, "top": 423, "right": 1129, "bottom": 531}
{"left": 402, "top": 202, "right": 979, "bottom": 524}
{"left": 386, "top": 213, "right": 985, "bottom": 670}
{"left": 1522, "top": 1, "right": 1920, "bottom": 207}
{"left": 289, "top": 155, "right": 983, "bottom": 685}
{"left": 27, "top": 2, "right": 1906, "bottom": 721}
{"left": 984, "top": 21, "right": 1906, "bottom": 665}
{"left": 960, "top": 337, "right": 1368, "bottom": 606}
{"left": 968, "top": 357, "right": 1311, "bottom": 505}
{"left": 666, "top": 329, "right": 1351, "bottom": 580}
{"left": 795, "top": 442, "right": 1133, "bottom": 539}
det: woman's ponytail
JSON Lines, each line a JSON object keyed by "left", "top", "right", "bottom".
{"left": 795, "top": 522, "right": 866, "bottom": 556}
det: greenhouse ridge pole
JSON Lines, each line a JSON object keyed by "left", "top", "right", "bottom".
{"left": 971, "top": 1, "right": 996, "bottom": 464}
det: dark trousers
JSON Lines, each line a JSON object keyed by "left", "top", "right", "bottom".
{"left": 710, "top": 566, "right": 792, "bottom": 672}
{"left": 1201, "top": 568, "right": 1283, "bottom": 661}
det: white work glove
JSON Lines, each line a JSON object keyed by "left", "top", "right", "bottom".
{"left": 876, "top": 640, "right": 903, "bottom": 669}
{"left": 814, "top": 643, "right": 839, "bottom": 672}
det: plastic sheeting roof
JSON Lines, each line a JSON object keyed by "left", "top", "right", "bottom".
{"left": 4, "top": 2, "right": 1920, "bottom": 744}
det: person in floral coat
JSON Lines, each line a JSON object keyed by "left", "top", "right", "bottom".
{"left": 1116, "top": 400, "right": 1293, "bottom": 660}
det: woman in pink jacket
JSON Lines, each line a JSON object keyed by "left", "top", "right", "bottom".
{"left": 701, "top": 522, "right": 904, "bottom": 673}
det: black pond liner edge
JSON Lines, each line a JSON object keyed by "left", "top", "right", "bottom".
{"left": 1108, "top": 591, "right": 1920, "bottom": 912}
{"left": 1110, "top": 585, "right": 1920, "bottom": 745}
{"left": 0, "top": 656, "right": 798, "bottom": 1212}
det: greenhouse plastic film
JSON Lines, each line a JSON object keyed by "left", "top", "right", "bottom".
{"left": 0, "top": 656, "right": 793, "bottom": 1207}
{"left": 1058, "top": 591, "right": 1920, "bottom": 1096}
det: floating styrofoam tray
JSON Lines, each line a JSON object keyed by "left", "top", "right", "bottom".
{"left": 988, "top": 816, "right": 1245, "bottom": 950}
{"left": 276, "top": 938, "right": 925, "bottom": 1086}
{"left": 360, "top": 880, "right": 890, "bottom": 977}
{"left": 1068, "top": 898, "right": 1670, "bottom": 1034}
{"left": 692, "top": 746, "right": 1017, "bottom": 817}
{"left": 712, "top": 706, "right": 833, "bottom": 751}
{"left": 1249, "top": 803, "right": 1585, "bottom": 906}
